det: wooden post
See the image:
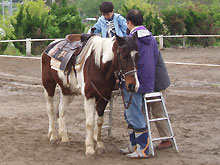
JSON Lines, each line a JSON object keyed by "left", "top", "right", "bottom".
{"left": 159, "top": 35, "right": 164, "bottom": 49}
{"left": 26, "top": 38, "right": 31, "bottom": 56}
{"left": 182, "top": 35, "right": 186, "bottom": 48}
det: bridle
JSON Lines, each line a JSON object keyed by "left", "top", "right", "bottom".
{"left": 90, "top": 42, "right": 137, "bottom": 109}
{"left": 116, "top": 45, "right": 137, "bottom": 109}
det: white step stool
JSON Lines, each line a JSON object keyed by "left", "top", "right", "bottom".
{"left": 143, "top": 92, "right": 179, "bottom": 156}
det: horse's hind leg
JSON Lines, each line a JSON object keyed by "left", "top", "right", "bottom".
{"left": 44, "top": 90, "right": 57, "bottom": 141}
{"left": 84, "top": 97, "right": 96, "bottom": 155}
{"left": 58, "top": 91, "right": 72, "bottom": 142}
{"left": 42, "top": 54, "right": 57, "bottom": 141}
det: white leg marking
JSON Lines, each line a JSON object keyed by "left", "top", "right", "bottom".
{"left": 134, "top": 70, "right": 140, "bottom": 92}
{"left": 44, "top": 90, "right": 57, "bottom": 141}
{"left": 58, "top": 92, "right": 72, "bottom": 142}
{"left": 130, "top": 50, "right": 140, "bottom": 92}
{"left": 94, "top": 112, "right": 104, "bottom": 151}
{"left": 84, "top": 97, "right": 96, "bottom": 155}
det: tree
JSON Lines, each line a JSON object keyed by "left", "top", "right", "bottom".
{"left": 48, "top": 1, "right": 85, "bottom": 38}
{"left": 119, "top": 0, "right": 163, "bottom": 35}
{"left": 10, "top": 0, "right": 50, "bottom": 54}
{"left": 76, "top": 0, "right": 125, "bottom": 18}
{"left": 10, "top": 0, "right": 84, "bottom": 55}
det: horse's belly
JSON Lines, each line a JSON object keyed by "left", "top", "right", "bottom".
{"left": 57, "top": 70, "right": 81, "bottom": 95}
{"left": 76, "top": 70, "right": 85, "bottom": 96}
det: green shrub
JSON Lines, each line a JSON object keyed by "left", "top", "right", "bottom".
{"left": 0, "top": 15, "right": 10, "bottom": 54}
{"left": 10, "top": 0, "right": 49, "bottom": 55}
{"left": 10, "top": 0, "right": 84, "bottom": 55}
{"left": 119, "top": 0, "right": 163, "bottom": 36}
{"left": 162, "top": 2, "right": 218, "bottom": 47}
{"left": 48, "top": 1, "right": 85, "bottom": 38}
{"left": 0, "top": 36, "right": 8, "bottom": 54}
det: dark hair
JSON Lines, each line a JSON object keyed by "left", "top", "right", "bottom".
{"left": 100, "top": 1, "right": 114, "bottom": 13}
{"left": 126, "top": 10, "right": 143, "bottom": 26}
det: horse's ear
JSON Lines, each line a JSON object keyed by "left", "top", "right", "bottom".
{"left": 132, "top": 32, "right": 138, "bottom": 41}
{"left": 115, "top": 35, "right": 125, "bottom": 47}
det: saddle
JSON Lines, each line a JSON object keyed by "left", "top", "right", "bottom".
{"left": 45, "top": 33, "right": 94, "bottom": 71}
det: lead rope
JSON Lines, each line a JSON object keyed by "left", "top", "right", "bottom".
{"left": 119, "top": 83, "right": 134, "bottom": 109}
{"left": 116, "top": 49, "right": 134, "bottom": 109}
{"left": 117, "top": 70, "right": 134, "bottom": 109}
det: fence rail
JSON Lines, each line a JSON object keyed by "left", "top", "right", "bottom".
{"left": 1, "top": 35, "right": 220, "bottom": 55}
{"left": 155, "top": 35, "right": 220, "bottom": 49}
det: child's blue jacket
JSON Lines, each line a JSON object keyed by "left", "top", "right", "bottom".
{"left": 92, "top": 13, "right": 127, "bottom": 38}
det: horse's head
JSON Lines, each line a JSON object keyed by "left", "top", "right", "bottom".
{"left": 113, "top": 35, "right": 139, "bottom": 92}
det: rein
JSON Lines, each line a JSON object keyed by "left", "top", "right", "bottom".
{"left": 90, "top": 81, "right": 110, "bottom": 102}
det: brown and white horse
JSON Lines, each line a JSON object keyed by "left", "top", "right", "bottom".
{"left": 41, "top": 35, "right": 139, "bottom": 155}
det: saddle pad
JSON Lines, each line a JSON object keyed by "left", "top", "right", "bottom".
{"left": 50, "top": 58, "right": 61, "bottom": 71}
{"left": 45, "top": 39, "right": 82, "bottom": 71}
{"left": 46, "top": 40, "right": 81, "bottom": 61}
{"left": 75, "top": 36, "right": 96, "bottom": 72}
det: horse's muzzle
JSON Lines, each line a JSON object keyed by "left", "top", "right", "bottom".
{"left": 128, "top": 84, "right": 135, "bottom": 92}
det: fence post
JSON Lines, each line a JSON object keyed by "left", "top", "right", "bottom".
{"left": 26, "top": 38, "right": 31, "bottom": 56}
{"left": 182, "top": 35, "right": 186, "bottom": 48}
{"left": 159, "top": 35, "right": 164, "bottom": 49}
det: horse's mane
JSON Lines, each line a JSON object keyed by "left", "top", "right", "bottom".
{"left": 91, "top": 36, "right": 115, "bottom": 67}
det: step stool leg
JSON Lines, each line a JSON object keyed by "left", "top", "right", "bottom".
{"left": 107, "top": 98, "right": 113, "bottom": 138}
{"left": 160, "top": 92, "right": 179, "bottom": 152}
{"left": 144, "top": 99, "right": 155, "bottom": 156}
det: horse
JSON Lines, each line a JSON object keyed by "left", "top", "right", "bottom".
{"left": 41, "top": 34, "right": 139, "bottom": 155}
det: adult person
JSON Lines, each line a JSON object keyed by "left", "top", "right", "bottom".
{"left": 120, "top": 9, "right": 171, "bottom": 158}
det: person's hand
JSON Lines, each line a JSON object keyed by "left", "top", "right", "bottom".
{"left": 91, "top": 27, "right": 96, "bottom": 34}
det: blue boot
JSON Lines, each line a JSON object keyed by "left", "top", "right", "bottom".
{"left": 120, "top": 129, "right": 137, "bottom": 154}
{"left": 126, "top": 131, "right": 150, "bottom": 158}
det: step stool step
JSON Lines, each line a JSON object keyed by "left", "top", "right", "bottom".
{"left": 149, "top": 117, "right": 168, "bottom": 122}
{"left": 146, "top": 99, "right": 162, "bottom": 103}
{"left": 144, "top": 92, "right": 161, "bottom": 98}
{"left": 152, "top": 136, "right": 174, "bottom": 141}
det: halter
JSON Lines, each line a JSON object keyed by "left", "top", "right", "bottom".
{"left": 116, "top": 46, "right": 137, "bottom": 109}
{"left": 89, "top": 43, "right": 137, "bottom": 109}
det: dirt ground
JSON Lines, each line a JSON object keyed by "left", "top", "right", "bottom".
{"left": 0, "top": 48, "right": 220, "bottom": 165}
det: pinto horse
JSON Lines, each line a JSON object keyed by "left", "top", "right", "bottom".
{"left": 41, "top": 34, "right": 139, "bottom": 155}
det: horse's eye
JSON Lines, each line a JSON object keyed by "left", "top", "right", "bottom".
{"left": 122, "top": 55, "right": 127, "bottom": 60}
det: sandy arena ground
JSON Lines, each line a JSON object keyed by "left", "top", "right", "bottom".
{"left": 0, "top": 48, "right": 220, "bottom": 165}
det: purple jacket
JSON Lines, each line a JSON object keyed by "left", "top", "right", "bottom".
{"left": 130, "top": 26, "right": 158, "bottom": 94}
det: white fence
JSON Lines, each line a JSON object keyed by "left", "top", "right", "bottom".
{"left": 1, "top": 35, "right": 220, "bottom": 55}
{"left": 0, "top": 38, "right": 62, "bottom": 56}
{"left": 155, "top": 35, "right": 220, "bottom": 49}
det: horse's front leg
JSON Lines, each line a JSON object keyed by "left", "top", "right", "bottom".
{"left": 94, "top": 112, "right": 104, "bottom": 151}
{"left": 94, "top": 99, "right": 108, "bottom": 153}
{"left": 58, "top": 92, "right": 72, "bottom": 142}
{"left": 84, "top": 97, "right": 96, "bottom": 155}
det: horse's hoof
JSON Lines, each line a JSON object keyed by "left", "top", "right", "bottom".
{"left": 61, "top": 136, "right": 69, "bottom": 142}
{"left": 59, "top": 131, "right": 69, "bottom": 142}
{"left": 86, "top": 146, "right": 95, "bottom": 155}
{"left": 96, "top": 142, "right": 104, "bottom": 150}
{"left": 48, "top": 132, "right": 58, "bottom": 141}
{"left": 96, "top": 142, "right": 105, "bottom": 154}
